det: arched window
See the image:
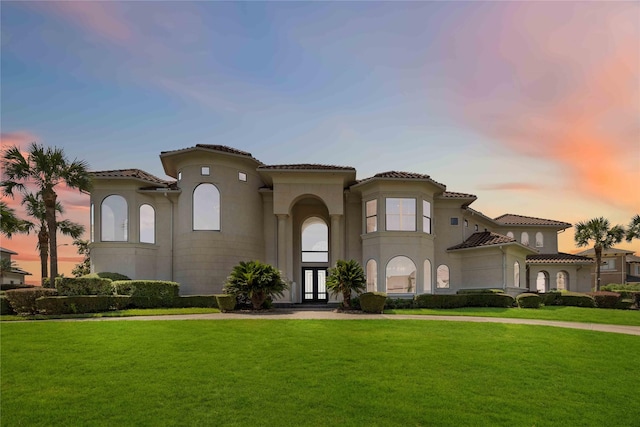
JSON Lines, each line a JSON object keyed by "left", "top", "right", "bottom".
{"left": 535, "top": 232, "right": 544, "bottom": 248}
{"left": 193, "top": 184, "right": 220, "bottom": 230}
{"left": 302, "top": 217, "right": 328, "bottom": 262}
{"left": 423, "top": 259, "right": 432, "bottom": 294}
{"left": 521, "top": 232, "right": 529, "bottom": 246}
{"left": 101, "top": 195, "right": 128, "bottom": 241}
{"left": 436, "top": 265, "right": 450, "bottom": 289}
{"left": 385, "top": 256, "right": 416, "bottom": 293}
{"left": 556, "top": 271, "right": 569, "bottom": 291}
{"left": 366, "top": 259, "right": 377, "bottom": 292}
{"left": 514, "top": 261, "right": 520, "bottom": 287}
{"left": 139, "top": 204, "right": 155, "bottom": 244}
{"left": 506, "top": 232, "right": 514, "bottom": 239}
{"left": 536, "top": 271, "right": 549, "bottom": 293}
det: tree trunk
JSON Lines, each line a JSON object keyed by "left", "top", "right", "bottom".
{"left": 343, "top": 290, "right": 351, "bottom": 309}
{"left": 251, "top": 290, "right": 266, "bottom": 310}
{"left": 38, "top": 226, "right": 49, "bottom": 286}
{"left": 595, "top": 246, "right": 602, "bottom": 292}
{"left": 43, "top": 188, "right": 58, "bottom": 288}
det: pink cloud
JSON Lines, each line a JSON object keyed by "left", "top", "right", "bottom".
{"left": 478, "top": 183, "right": 542, "bottom": 191}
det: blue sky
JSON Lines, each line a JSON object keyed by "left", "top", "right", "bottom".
{"left": 2, "top": 1, "right": 638, "bottom": 276}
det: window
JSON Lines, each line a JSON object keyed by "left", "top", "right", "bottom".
{"left": 139, "top": 204, "right": 155, "bottom": 244}
{"left": 366, "top": 260, "right": 377, "bottom": 292}
{"left": 193, "top": 183, "right": 220, "bottom": 230}
{"left": 514, "top": 261, "right": 520, "bottom": 287}
{"left": 90, "top": 203, "right": 94, "bottom": 242}
{"left": 238, "top": 172, "right": 247, "bottom": 182}
{"left": 521, "top": 232, "right": 529, "bottom": 246}
{"left": 464, "top": 219, "right": 468, "bottom": 228}
{"left": 178, "top": 171, "right": 182, "bottom": 181}
{"left": 423, "top": 259, "right": 432, "bottom": 294}
{"left": 601, "top": 259, "right": 616, "bottom": 271}
{"left": 302, "top": 217, "right": 328, "bottom": 262}
{"left": 366, "top": 200, "right": 377, "bottom": 233}
{"left": 535, "top": 232, "right": 543, "bottom": 248}
{"left": 556, "top": 271, "right": 568, "bottom": 290}
{"left": 385, "top": 256, "right": 416, "bottom": 293}
{"left": 101, "top": 195, "right": 128, "bottom": 241}
{"left": 201, "top": 166, "right": 210, "bottom": 176}
{"left": 474, "top": 224, "right": 479, "bottom": 232}
{"left": 536, "top": 271, "right": 549, "bottom": 293}
{"left": 422, "top": 200, "right": 431, "bottom": 234}
{"left": 386, "top": 198, "right": 416, "bottom": 231}
{"left": 506, "top": 231, "right": 514, "bottom": 239}
{"left": 436, "top": 265, "right": 450, "bottom": 288}
{"left": 450, "top": 217, "right": 459, "bottom": 226}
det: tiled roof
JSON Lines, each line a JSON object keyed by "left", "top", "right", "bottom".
{"left": 356, "top": 171, "right": 446, "bottom": 188}
{"left": 440, "top": 191, "right": 477, "bottom": 199}
{"left": 577, "top": 247, "right": 635, "bottom": 257}
{"left": 258, "top": 164, "right": 355, "bottom": 171}
{"left": 161, "top": 144, "right": 256, "bottom": 159}
{"left": 526, "top": 253, "right": 594, "bottom": 264}
{"left": 627, "top": 255, "right": 640, "bottom": 263}
{"left": 0, "top": 247, "right": 18, "bottom": 255}
{"left": 495, "top": 214, "right": 571, "bottom": 228}
{"left": 90, "top": 169, "right": 169, "bottom": 185}
{"left": 447, "top": 231, "right": 516, "bottom": 250}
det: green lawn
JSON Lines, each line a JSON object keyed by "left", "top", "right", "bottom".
{"left": 387, "top": 306, "right": 640, "bottom": 326}
{"left": 2, "top": 320, "right": 639, "bottom": 426}
{"left": 0, "top": 307, "right": 220, "bottom": 321}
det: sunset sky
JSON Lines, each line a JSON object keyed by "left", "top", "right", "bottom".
{"left": 2, "top": 1, "right": 638, "bottom": 284}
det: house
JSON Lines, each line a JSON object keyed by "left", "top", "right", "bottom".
{"left": 89, "top": 144, "right": 593, "bottom": 302}
{"left": 0, "top": 247, "right": 32, "bottom": 286}
{"left": 577, "top": 247, "right": 640, "bottom": 286}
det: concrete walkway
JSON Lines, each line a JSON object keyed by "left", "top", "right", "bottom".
{"left": 40, "top": 309, "right": 640, "bottom": 336}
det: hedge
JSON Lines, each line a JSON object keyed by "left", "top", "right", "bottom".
{"left": 558, "top": 292, "right": 596, "bottom": 308}
{"left": 112, "top": 280, "right": 180, "bottom": 307}
{"left": 1, "top": 295, "right": 16, "bottom": 315}
{"left": 516, "top": 293, "right": 541, "bottom": 309}
{"left": 55, "top": 277, "right": 114, "bottom": 296}
{"left": 540, "top": 291, "right": 562, "bottom": 306}
{"left": 36, "top": 295, "right": 131, "bottom": 315}
{"left": 84, "top": 272, "right": 131, "bottom": 281}
{"left": 414, "top": 293, "right": 514, "bottom": 309}
{"left": 465, "top": 293, "right": 514, "bottom": 308}
{"left": 0, "top": 283, "right": 35, "bottom": 291}
{"left": 587, "top": 291, "right": 621, "bottom": 309}
{"left": 215, "top": 294, "right": 236, "bottom": 312}
{"left": 457, "top": 289, "right": 505, "bottom": 294}
{"left": 360, "top": 292, "right": 387, "bottom": 313}
{"left": 172, "top": 295, "right": 218, "bottom": 308}
{"left": 5, "top": 288, "right": 58, "bottom": 315}
{"left": 385, "top": 297, "right": 415, "bottom": 309}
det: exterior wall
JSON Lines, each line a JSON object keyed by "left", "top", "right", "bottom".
{"left": 494, "top": 226, "right": 560, "bottom": 254}
{"left": 593, "top": 254, "right": 627, "bottom": 286}
{"left": 528, "top": 265, "right": 592, "bottom": 293}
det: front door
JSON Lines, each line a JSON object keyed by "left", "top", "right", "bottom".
{"left": 302, "top": 267, "right": 328, "bottom": 303}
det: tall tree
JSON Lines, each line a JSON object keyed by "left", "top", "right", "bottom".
{"left": 626, "top": 214, "right": 640, "bottom": 243}
{"left": 1, "top": 143, "right": 91, "bottom": 287}
{"left": 21, "top": 192, "right": 85, "bottom": 286}
{"left": 0, "top": 201, "right": 31, "bottom": 237}
{"left": 574, "top": 217, "right": 625, "bottom": 291}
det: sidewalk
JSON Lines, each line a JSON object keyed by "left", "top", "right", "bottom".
{"left": 44, "top": 309, "right": 640, "bottom": 336}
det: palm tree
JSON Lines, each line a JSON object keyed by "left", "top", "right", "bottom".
{"left": 326, "top": 259, "right": 366, "bottom": 309}
{"left": 223, "top": 260, "right": 288, "bottom": 309}
{"left": 574, "top": 217, "right": 625, "bottom": 291}
{"left": 0, "top": 201, "right": 31, "bottom": 237}
{"left": 626, "top": 214, "right": 640, "bottom": 242}
{"left": 21, "top": 192, "right": 85, "bottom": 286}
{"left": 1, "top": 143, "right": 91, "bottom": 287}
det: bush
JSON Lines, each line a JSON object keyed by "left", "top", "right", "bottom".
{"left": 5, "top": 288, "right": 58, "bottom": 315}
{"left": 457, "top": 289, "right": 504, "bottom": 294}
{"left": 615, "top": 300, "right": 634, "bottom": 310}
{"left": 385, "top": 297, "right": 415, "bottom": 309}
{"left": 55, "top": 277, "right": 113, "bottom": 296}
{"left": 84, "top": 272, "right": 131, "bottom": 281}
{"left": 172, "top": 295, "right": 218, "bottom": 308}
{"left": 0, "top": 283, "right": 35, "bottom": 291}
{"left": 540, "top": 291, "right": 562, "bottom": 306}
{"left": 414, "top": 294, "right": 467, "bottom": 309}
{"left": 587, "top": 291, "right": 621, "bottom": 309}
{"left": 36, "top": 295, "right": 130, "bottom": 315}
{"left": 215, "top": 294, "right": 236, "bottom": 312}
{"left": 465, "top": 293, "right": 514, "bottom": 308}
{"left": 360, "top": 292, "right": 387, "bottom": 313}
{"left": 602, "top": 283, "right": 640, "bottom": 292}
{"left": 1, "top": 294, "right": 16, "bottom": 315}
{"left": 223, "top": 261, "right": 287, "bottom": 310}
{"left": 516, "top": 293, "right": 541, "bottom": 309}
{"left": 558, "top": 292, "right": 596, "bottom": 308}
{"left": 112, "top": 280, "right": 180, "bottom": 308}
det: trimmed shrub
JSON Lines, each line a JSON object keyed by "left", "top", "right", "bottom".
{"left": 385, "top": 297, "right": 415, "bottom": 309}
{"left": 516, "top": 293, "right": 541, "bottom": 308}
{"left": 602, "top": 283, "right": 640, "bottom": 292}
{"left": 95, "top": 272, "right": 130, "bottom": 281}
{"left": 540, "top": 291, "right": 562, "bottom": 306}
{"left": 360, "top": 292, "right": 387, "bottom": 313}
{"left": 1, "top": 283, "right": 35, "bottom": 291}
{"left": 457, "top": 288, "right": 504, "bottom": 294}
{"left": 215, "top": 294, "right": 236, "bottom": 312}
{"left": 36, "top": 295, "right": 130, "bottom": 315}
{"left": 587, "top": 291, "right": 621, "bottom": 309}
{"left": 414, "top": 294, "right": 467, "bottom": 309}
{"left": 558, "top": 292, "right": 596, "bottom": 308}
{"left": 112, "top": 280, "right": 179, "bottom": 307}
{"left": 465, "top": 293, "right": 514, "bottom": 308}
{"left": 172, "top": 295, "right": 218, "bottom": 308}
{"left": 1, "top": 294, "right": 16, "bottom": 315}
{"left": 55, "top": 277, "right": 113, "bottom": 296}
{"left": 615, "top": 299, "right": 634, "bottom": 310}
{"left": 5, "top": 288, "right": 58, "bottom": 315}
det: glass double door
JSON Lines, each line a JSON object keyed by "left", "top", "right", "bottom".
{"left": 302, "top": 267, "right": 328, "bottom": 303}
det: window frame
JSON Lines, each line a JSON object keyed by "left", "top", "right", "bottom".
{"left": 193, "top": 183, "right": 221, "bottom": 231}
{"left": 385, "top": 198, "right": 416, "bottom": 231}
{"left": 385, "top": 256, "right": 417, "bottom": 294}
{"left": 422, "top": 200, "right": 431, "bottom": 234}
{"left": 139, "top": 204, "right": 156, "bottom": 244}
{"left": 365, "top": 199, "right": 377, "bottom": 233}
{"left": 101, "top": 194, "right": 128, "bottom": 242}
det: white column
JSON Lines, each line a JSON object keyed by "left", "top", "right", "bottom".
{"left": 277, "top": 214, "right": 288, "bottom": 273}
{"left": 330, "top": 214, "right": 342, "bottom": 265}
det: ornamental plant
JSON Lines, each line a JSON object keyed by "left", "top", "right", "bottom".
{"left": 223, "top": 261, "right": 287, "bottom": 310}
{"left": 326, "top": 259, "right": 366, "bottom": 309}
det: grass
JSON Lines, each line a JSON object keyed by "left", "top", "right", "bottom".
{"left": 2, "top": 320, "right": 639, "bottom": 426}
{"left": 0, "top": 307, "right": 219, "bottom": 321}
{"left": 387, "top": 305, "right": 640, "bottom": 326}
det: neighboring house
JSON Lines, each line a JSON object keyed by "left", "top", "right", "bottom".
{"left": 89, "top": 144, "right": 593, "bottom": 302}
{"left": 0, "top": 247, "right": 32, "bottom": 285}
{"left": 577, "top": 248, "right": 640, "bottom": 286}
